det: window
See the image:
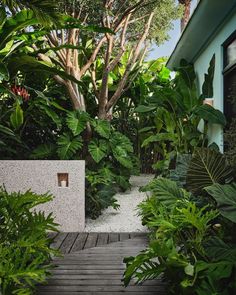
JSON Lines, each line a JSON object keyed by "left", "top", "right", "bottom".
{"left": 223, "top": 31, "right": 236, "bottom": 154}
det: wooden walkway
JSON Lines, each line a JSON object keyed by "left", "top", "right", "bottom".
{"left": 37, "top": 233, "right": 166, "bottom": 295}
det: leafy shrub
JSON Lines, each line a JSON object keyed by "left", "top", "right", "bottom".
{"left": 0, "top": 187, "right": 59, "bottom": 294}
{"left": 123, "top": 149, "right": 236, "bottom": 295}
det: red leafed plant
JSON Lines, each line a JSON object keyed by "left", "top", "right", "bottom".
{"left": 11, "top": 85, "right": 30, "bottom": 101}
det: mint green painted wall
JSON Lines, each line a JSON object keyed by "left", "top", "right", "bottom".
{"left": 194, "top": 12, "right": 236, "bottom": 151}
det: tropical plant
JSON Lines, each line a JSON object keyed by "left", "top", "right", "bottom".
{"left": 133, "top": 55, "right": 226, "bottom": 175}
{"left": 0, "top": 187, "right": 59, "bottom": 295}
{"left": 186, "top": 148, "right": 233, "bottom": 194}
{"left": 124, "top": 175, "right": 236, "bottom": 294}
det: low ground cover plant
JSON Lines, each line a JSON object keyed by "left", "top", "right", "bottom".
{"left": 0, "top": 187, "right": 59, "bottom": 295}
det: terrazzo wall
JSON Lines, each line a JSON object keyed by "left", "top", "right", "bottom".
{"left": 0, "top": 160, "right": 85, "bottom": 232}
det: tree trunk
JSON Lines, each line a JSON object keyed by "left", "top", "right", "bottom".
{"left": 179, "top": 0, "right": 191, "bottom": 31}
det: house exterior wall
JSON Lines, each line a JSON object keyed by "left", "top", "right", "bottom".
{"left": 0, "top": 160, "right": 85, "bottom": 232}
{"left": 193, "top": 12, "right": 236, "bottom": 151}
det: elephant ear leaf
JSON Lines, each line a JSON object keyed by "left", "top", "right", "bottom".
{"left": 186, "top": 148, "right": 233, "bottom": 194}
{"left": 205, "top": 183, "right": 236, "bottom": 223}
{"left": 66, "top": 111, "right": 88, "bottom": 136}
{"left": 92, "top": 119, "right": 111, "bottom": 139}
{"left": 88, "top": 140, "right": 108, "bottom": 163}
{"left": 57, "top": 133, "right": 82, "bottom": 160}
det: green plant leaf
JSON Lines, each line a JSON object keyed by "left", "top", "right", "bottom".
{"left": 88, "top": 140, "right": 108, "bottom": 163}
{"left": 142, "top": 177, "right": 189, "bottom": 208}
{"left": 57, "top": 133, "right": 82, "bottom": 160}
{"left": 66, "top": 111, "right": 88, "bottom": 136}
{"left": 30, "top": 143, "right": 56, "bottom": 159}
{"left": 92, "top": 119, "right": 111, "bottom": 139}
{"left": 202, "top": 54, "right": 215, "bottom": 99}
{"left": 0, "top": 62, "right": 9, "bottom": 81}
{"left": 112, "top": 145, "right": 133, "bottom": 169}
{"left": 194, "top": 104, "right": 226, "bottom": 126}
{"left": 10, "top": 103, "right": 24, "bottom": 129}
{"left": 134, "top": 105, "right": 157, "bottom": 113}
{"left": 142, "top": 133, "right": 177, "bottom": 147}
{"left": 186, "top": 148, "right": 233, "bottom": 194}
{"left": 38, "top": 104, "right": 61, "bottom": 127}
{"left": 0, "top": 124, "right": 15, "bottom": 137}
{"left": 205, "top": 183, "right": 236, "bottom": 223}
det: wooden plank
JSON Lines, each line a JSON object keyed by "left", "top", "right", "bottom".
{"left": 84, "top": 233, "right": 98, "bottom": 249}
{"left": 59, "top": 233, "right": 78, "bottom": 254}
{"left": 45, "top": 279, "right": 165, "bottom": 286}
{"left": 53, "top": 260, "right": 125, "bottom": 265}
{"left": 38, "top": 292, "right": 166, "bottom": 295}
{"left": 37, "top": 285, "right": 165, "bottom": 292}
{"left": 70, "top": 233, "right": 88, "bottom": 252}
{"left": 51, "top": 233, "right": 68, "bottom": 250}
{"left": 55, "top": 265, "right": 125, "bottom": 270}
{"left": 52, "top": 269, "right": 124, "bottom": 275}
{"left": 37, "top": 232, "right": 166, "bottom": 295}
{"left": 48, "top": 232, "right": 58, "bottom": 239}
{"left": 119, "top": 232, "right": 130, "bottom": 241}
{"left": 108, "top": 233, "right": 119, "bottom": 243}
{"left": 96, "top": 233, "right": 108, "bottom": 246}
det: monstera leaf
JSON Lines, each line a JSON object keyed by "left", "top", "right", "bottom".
{"left": 57, "top": 133, "right": 82, "bottom": 160}
{"left": 186, "top": 148, "right": 233, "bottom": 194}
{"left": 66, "top": 111, "right": 88, "bottom": 136}
{"left": 88, "top": 140, "right": 108, "bottom": 163}
{"left": 205, "top": 183, "right": 236, "bottom": 223}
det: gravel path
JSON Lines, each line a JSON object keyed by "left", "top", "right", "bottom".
{"left": 85, "top": 174, "right": 154, "bottom": 232}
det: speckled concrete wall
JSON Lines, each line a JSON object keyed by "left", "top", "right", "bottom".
{"left": 0, "top": 160, "right": 85, "bottom": 232}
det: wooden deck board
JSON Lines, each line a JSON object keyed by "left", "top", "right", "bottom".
{"left": 38, "top": 233, "right": 166, "bottom": 294}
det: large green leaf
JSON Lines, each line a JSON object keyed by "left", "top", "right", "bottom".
{"left": 142, "top": 133, "right": 177, "bottom": 147}
{"left": 57, "top": 133, "right": 82, "bottom": 160}
{"left": 186, "top": 148, "right": 233, "bottom": 194}
{"left": 112, "top": 145, "right": 133, "bottom": 169}
{"left": 8, "top": 56, "right": 84, "bottom": 86}
{"left": 205, "top": 183, "right": 236, "bottom": 223}
{"left": 134, "top": 105, "right": 157, "bottom": 113}
{"left": 0, "top": 62, "right": 9, "bottom": 81}
{"left": 30, "top": 143, "right": 56, "bottom": 159}
{"left": 0, "top": 10, "right": 38, "bottom": 51}
{"left": 66, "top": 111, "right": 88, "bottom": 136}
{"left": 38, "top": 104, "right": 61, "bottom": 127}
{"left": 10, "top": 103, "right": 24, "bottom": 129}
{"left": 194, "top": 104, "right": 226, "bottom": 126}
{"left": 88, "top": 140, "right": 108, "bottom": 163}
{"left": 0, "top": 124, "right": 15, "bottom": 137}
{"left": 142, "top": 177, "right": 189, "bottom": 208}
{"left": 205, "top": 236, "right": 236, "bottom": 261}
{"left": 92, "top": 119, "right": 111, "bottom": 139}
{"left": 110, "top": 132, "right": 133, "bottom": 153}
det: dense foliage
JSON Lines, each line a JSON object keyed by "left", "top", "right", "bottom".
{"left": 0, "top": 187, "right": 59, "bottom": 295}
{"left": 123, "top": 148, "right": 236, "bottom": 294}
